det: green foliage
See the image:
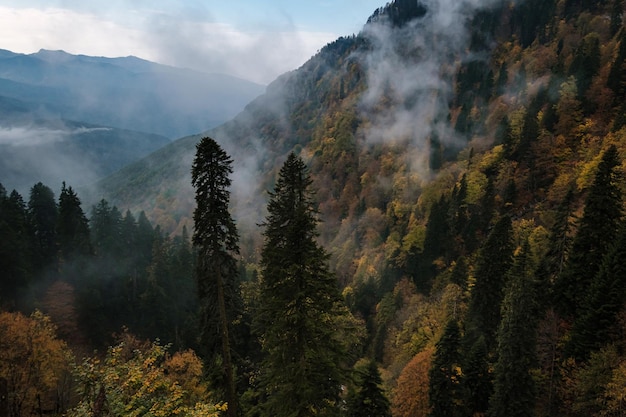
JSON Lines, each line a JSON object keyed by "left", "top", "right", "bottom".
{"left": 255, "top": 153, "right": 352, "bottom": 417}
{"left": 428, "top": 320, "right": 462, "bottom": 417}
{"left": 191, "top": 137, "right": 242, "bottom": 416}
{"left": 28, "top": 182, "right": 58, "bottom": 273}
{"left": 346, "top": 360, "right": 391, "bottom": 417}
{"left": 465, "top": 216, "right": 514, "bottom": 351}
{"left": 488, "top": 242, "right": 540, "bottom": 417}
{"left": 0, "top": 185, "right": 31, "bottom": 306}
{"left": 554, "top": 145, "right": 623, "bottom": 319}
{"left": 567, "top": 220, "right": 626, "bottom": 360}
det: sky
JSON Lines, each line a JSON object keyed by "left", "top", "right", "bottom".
{"left": 0, "top": 0, "right": 384, "bottom": 84}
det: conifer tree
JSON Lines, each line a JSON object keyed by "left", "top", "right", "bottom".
{"left": 347, "top": 360, "right": 391, "bottom": 417}
{"left": 0, "top": 186, "right": 31, "bottom": 305}
{"left": 465, "top": 215, "right": 514, "bottom": 351}
{"left": 191, "top": 136, "right": 241, "bottom": 417}
{"left": 554, "top": 145, "right": 623, "bottom": 319}
{"left": 255, "top": 153, "right": 349, "bottom": 417}
{"left": 57, "top": 182, "right": 91, "bottom": 260}
{"left": 462, "top": 335, "right": 492, "bottom": 416}
{"left": 28, "top": 182, "right": 58, "bottom": 273}
{"left": 429, "top": 320, "right": 462, "bottom": 417}
{"left": 488, "top": 242, "right": 539, "bottom": 417}
{"left": 566, "top": 220, "right": 626, "bottom": 360}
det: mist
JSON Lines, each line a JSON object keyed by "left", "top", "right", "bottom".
{"left": 0, "top": 119, "right": 169, "bottom": 197}
{"left": 356, "top": 0, "right": 503, "bottom": 177}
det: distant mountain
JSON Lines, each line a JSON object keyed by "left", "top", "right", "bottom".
{"left": 0, "top": 49, "right": 266, "bottom": 138}
{"left": 0, "top": 101, "right": 170, "bottom": 195}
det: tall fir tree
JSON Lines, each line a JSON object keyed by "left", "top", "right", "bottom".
{"left": 428, "top": 320, "right": 462, "bottom": 417}
{"left": 465, "top": 215, "right": 514, "bottom": 352}
{"left": 461, "top": 335, "right": 492, "bottom": 417}
{"left": 554, "top": 145, "right": 623, "bottom": 319}
{"left": 347, "top": 360, "right": 391, "bottom": 417}
{"left": 535, "top": 187, "right": 574, "bottom": 298}
{"left": 255, "top": 153, "right": 350, "bottom": 417}
{"left": 566, "top": 219, "right": 626, "bottom": 360}
{"left": 28, "top": 182, "right": 58, "bottom": 274}
{"left": 488, "top": 242, "right": 539, "bottom": 417}
{"left": 0, "top": 186, "right": 31, "bottom": 306}
{"left": 191, "top": 136, "right": 242, "bottom": 417}
{"left": 57, "top": 182, "right": 91, "bottom": 261}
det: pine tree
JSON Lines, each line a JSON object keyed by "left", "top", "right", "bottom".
{"left": 554, "top": 145, "right": 623, "bottom": 319}
{"left": 191, "top": 136, "right": 241, "bottom": 417}
{"left": 255, "top": 153, "right": 349, "bottom": 417}
{"left": 428, "top": 320, "right": 462, "bottom": 417}
{"left": 347, "top": 360, "right": 391, "bottom": 417}
{"left": 488, "top": 242, "right": 539, "bottom": 417}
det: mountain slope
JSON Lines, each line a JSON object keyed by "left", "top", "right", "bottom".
{"left": 97, "top": 0, "right": 626, "bottom": 313}
{"left": 0, "top": 110, "right": 170, "bottom": 195}
{"left": 0, "top": 49, "right": 266, "bottom": 138}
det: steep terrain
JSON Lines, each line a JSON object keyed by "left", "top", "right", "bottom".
{"left": 8, "top": 0, "right": 626, "bottom": 415}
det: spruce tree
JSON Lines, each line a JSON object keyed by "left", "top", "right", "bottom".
{"left": 57, "top": 182, "right": 91, "bottom": 260}
{"left": 0, "top": 186, "right": 31, "bottom": 306}
{"left": 28, "top": 182, "right": 58, "bottom": 273}
{"left": 465, "top": 215, "right": 514, "bottom": 351}
{"left": 191, "top": 136, "right": 241, "bottom": 417}
{"left": 488, "top": 242, "right": 539, "bottom": 417}
{"left": 462, "top": 335, "right": 492, "bottom": 417}
{"left": 567, "top": 220, "right": 626, "bottom": 360}
{"left": 554, "top": 145, "right": 623, "bottom": 319}
{"left": 429, "top": 320, "right": 462, "bottom": 417}
{"left": 347, "top": 360, "right": 391, "bottom": 417}
{"left": 255, "top": 153, "right": 349, "bottom": 417}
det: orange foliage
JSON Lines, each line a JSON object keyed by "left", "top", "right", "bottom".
{"left": 0, "top": 310, "right": 71, "bottom": 417}
{"left": 391, "top": 347, "right": 434, "bottom": 417}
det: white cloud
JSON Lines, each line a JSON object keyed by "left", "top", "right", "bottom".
{"left": 0, "top": 6, "right": 337, "bottom": 84}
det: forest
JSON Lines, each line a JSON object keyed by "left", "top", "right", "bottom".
{"left": 4, "top": 0, "right": 626, "bottom": 416}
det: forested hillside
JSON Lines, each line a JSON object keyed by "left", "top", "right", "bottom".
{"left": 4, "top": 0, "right": 626, "bottom": 416}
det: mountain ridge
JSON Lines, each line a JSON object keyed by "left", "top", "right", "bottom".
{"left": 0, "top": 48, "right": 266, "bottom": 138}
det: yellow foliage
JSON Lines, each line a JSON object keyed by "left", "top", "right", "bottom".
{"left": 69, "top": 337, "right": 221, "bottom": 417}
{"left": 0, "top": 310, "right": 71, "bottom": 417}
{"left": 604, "top": 359, "right": 626, "bottom": 415}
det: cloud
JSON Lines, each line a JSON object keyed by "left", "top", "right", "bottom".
{"left": 0, "top": 6, "right": 337, "bottom": 84}
{"left": 0, "top": 124, "right": 111, "bottom": 147}
{"left": 356, "top": 0, "right": 502, "bottom": 176}
{"left": 0, "top": 7, "right": 146, "bottom": 58}
{"left": 141, "top": 13, "right": 337, "bottom": 84}
{"left": 0, "top": 126, "right": 67, "bottom": 146}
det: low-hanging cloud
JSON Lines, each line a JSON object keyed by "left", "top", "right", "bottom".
{"left": 356, "top": 0, "right": 502, "bottom": 175}
{"left": 0, "top": 124, "right": 112, "bottom": 147}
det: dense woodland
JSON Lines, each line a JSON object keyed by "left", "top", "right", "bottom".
{"left": 4, "top": 0, "right": 626, "bottom": 416}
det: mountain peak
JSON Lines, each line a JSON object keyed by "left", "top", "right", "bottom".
{"left": 33, "top": 49, "right": 73, "bottom": 63}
